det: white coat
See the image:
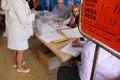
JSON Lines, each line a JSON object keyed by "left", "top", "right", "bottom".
{"left": 79, "top": 41, "right": 120, "bottom": 80}
{"left": 2, "top": 0, "right": 35, "bottom": 50}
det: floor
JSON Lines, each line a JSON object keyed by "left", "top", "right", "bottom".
{"left": 0, "top": 25, "right": 60, "bottom": 80}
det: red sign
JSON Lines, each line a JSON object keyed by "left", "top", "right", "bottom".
{"left": 81, "top": 0, "right": 120, "bottom": 52}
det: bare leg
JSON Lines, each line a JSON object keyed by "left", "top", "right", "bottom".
{"left": 17, "top": 50, "right": 23, "bottom": 70}
{"left": 13, "top": 50, "right": 17, "bottom": 65}
{"left": 16, "top": 50, "right": 30, "bottom": 73}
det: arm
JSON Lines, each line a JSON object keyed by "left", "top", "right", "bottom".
{"left": 63, "top": 17, "right": 71, "bottom": 25}
{"left": 52, "top": 6, "right": 56, "bottom": 14}
{"left": 64, "top": 7, "right": 70, "bottom": 20}
{"left": 72, "top": 38, "right": 87, "bottom": 47}
{"left": 12, "top": 1, "right": 36, "bottom": 25}
{"left": 72, "top": 39, "right": 81, "bottom": 47}
{"left": 1, "top": 0, "right": 11, "bottom": 10}
{"left": 58, "top": 17, "right": 71, "bottom": 25}
{"left": 52, "top": 6, "right": 59, "bottom": 21}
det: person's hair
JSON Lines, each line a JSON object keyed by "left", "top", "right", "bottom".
{"left": 57, "top": 0, "right": 64, "bottom": 3}
{"left": 70, "top": 4, "right": 80, "bottom": 19}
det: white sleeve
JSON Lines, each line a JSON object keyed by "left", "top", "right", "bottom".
{"left": 79, "top": 41, "right": 96, "bottom": 80}
{"left": 12, "top": 1, "right": 35, "bottom": 25}
{"left": 1, "top": 0, "right": 11, "bottom": 10}
{"left": 80, "top": 41, "right": 87, "bottom": 47}
{"left": 63, "top": 17, "right": 71, "bottom": 25}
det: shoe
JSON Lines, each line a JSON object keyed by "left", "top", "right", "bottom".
{"left": 13, "top": 61, "right": 26, "bottom": 68}
{"left": 17, "top": 68, "right": 30, "bottom": 73}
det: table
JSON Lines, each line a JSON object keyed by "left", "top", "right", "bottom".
{"left": 34, "top": 29, "right": 73, "bottom": 61}
{"left": 34, "top": 11, "right": 78, "bottom": 61}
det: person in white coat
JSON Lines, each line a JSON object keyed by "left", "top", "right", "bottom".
{"left": 1, "top": 0, "right": 37, "bottom": 73}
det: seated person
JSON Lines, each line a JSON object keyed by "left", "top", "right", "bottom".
{"left": 57, "top": 40, "right": 120, "bottom": 80}
{"left": 52, "top": 0, "right": 70, "bottom": 21}
{"left": 58, "top": 4, "right": 80, "bottom": 28}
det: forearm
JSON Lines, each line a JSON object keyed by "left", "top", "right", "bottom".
{"left": 63, "top": 17, "right": 71, "bottom": 25}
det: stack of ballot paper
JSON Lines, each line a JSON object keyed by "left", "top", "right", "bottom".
{"left": 61, "top": 42, "right": 82, "bottom": 57}
{"left": 36, "top": 21, "right": 68, "bottom": 43}
{"left": 40, "top": 31, "right": 66, "bottom": 43}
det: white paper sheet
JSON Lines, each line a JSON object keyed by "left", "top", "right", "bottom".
{"left": 57, "top": 25, "right": 69, "bottom": 29}
{"left": 40, "top": 31, "right": 65, "bottom": 43}
{"left": 61, "top": 42, "right": 82, "bottom": 57}
{"left": 61, "top": 27, "right": 83, "bottom": 38}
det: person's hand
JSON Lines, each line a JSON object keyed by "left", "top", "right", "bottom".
{"left": 72, "top": 60, "right": 81, "bottom": 67}
{"left": 52, "top": 16, "right": 58, "bottom": 21}
{"left": 58, "top": 21, "right": 63, "bottom": 25}
{"left": 72, "top": 39, "right": 80, "bottom": 47}
{"left": 32, "top": 10, "right": 38, "bottom": 15}
{"left": 26, "top": 0, "right": 30, "bottom": 2}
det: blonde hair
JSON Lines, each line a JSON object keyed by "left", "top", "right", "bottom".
{"left": 70, "top": 4, "right": 80, "bottom": 19}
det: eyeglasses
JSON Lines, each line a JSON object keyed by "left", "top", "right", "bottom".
{"left": 73, "top": 10, "right": 79, "bottom": 13}
{"left": 58, "top": 2, "right": 64, "bottom": 4}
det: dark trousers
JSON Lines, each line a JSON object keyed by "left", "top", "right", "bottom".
{"left": 57, "top": 66, "right": 80, "bottom": 80}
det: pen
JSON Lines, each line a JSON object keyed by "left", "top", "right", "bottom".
{"left": 73, "top": 38, "right": 78, "bottom": 43}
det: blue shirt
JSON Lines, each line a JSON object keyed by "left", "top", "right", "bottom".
{"left": 52, "top": 6, "right": 70, "bottom": 21}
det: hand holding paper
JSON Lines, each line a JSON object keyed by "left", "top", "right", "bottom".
{"left": 72, "top": 38, "right": 80, "bottom": 47}
{"left": 61, "top": 42, "right": 82, "bottom": 57}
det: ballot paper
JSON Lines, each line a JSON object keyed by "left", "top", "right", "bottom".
{"left": 40, "top": 31, "right": 65, "bottom": 43}
{"left": 36, "top": 19, "right": 66, "bottom": 43}
{"left": 40, "top": 23, "right": 65, "bottom": 43}
{"left": 61, "top": 27, "right": 83, "bottom": 38}
{"left": 48, "top": 21, "right": 69, "bottom": 30}
{"left": 61, "top": 42, "right": 82, "bottom": 57}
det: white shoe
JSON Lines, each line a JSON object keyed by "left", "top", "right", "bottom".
{"left": 13, "top": 61, "right": 26, "bottom": 68}
{"left": 17, "top": 68, "right": 30, "bottom": 73}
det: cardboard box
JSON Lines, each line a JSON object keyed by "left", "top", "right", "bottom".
{"left": 38, "top": 48, "right": 61, "bottom": 70}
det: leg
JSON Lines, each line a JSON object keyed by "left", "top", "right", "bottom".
{"left": 57, "top": 66, "right": 80, "bottom": 80}
{"left": 16, "top": 50, "right": 30, "bottom": 73}
{"left": 17, "top": 50, "right": 23, "bottom": 69}
{"left": 13, "top": 50, "right": 17, "bottom": 65}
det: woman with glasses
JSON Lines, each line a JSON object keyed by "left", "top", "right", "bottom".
{"left": 58, "top": 3, "right": 80, "bottom": 28}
